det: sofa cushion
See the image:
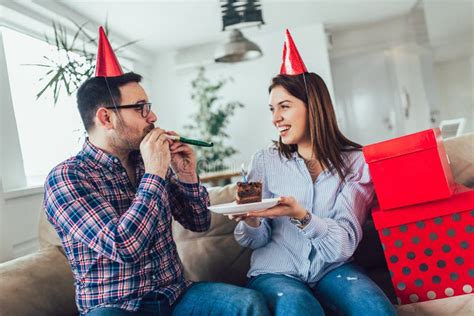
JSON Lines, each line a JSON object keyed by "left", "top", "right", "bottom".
{"left": 397, "top": 294, "right": 474, "bottom": 316}
{"left": 0, "top": 246, "right": 77, "bottom": 316}
{"left": 38, "top": 205, "right": 62, "bottom": 248}
{"left": 444, "top": 132, "right": 474, "bottom": 188}
{"left": 172, "top": 184, "right": 252, "bottom": 286}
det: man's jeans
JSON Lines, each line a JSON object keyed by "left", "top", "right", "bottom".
{"left": 248, "top": 263, "right": 397, "bottom": 316}
{"left": 86, "top": 282, "right": 270, "bottom": 316}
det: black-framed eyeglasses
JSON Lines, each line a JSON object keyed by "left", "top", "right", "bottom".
{"left": 104, "top": 102, "right": 152, "bottom": 118}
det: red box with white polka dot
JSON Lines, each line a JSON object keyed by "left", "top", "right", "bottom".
{"left": 372, "top": 185, "right": 473, "bottom": 304}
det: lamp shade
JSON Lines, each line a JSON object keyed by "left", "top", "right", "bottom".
{"left": 214, "top": 29, "right": 263, "bottom": 63}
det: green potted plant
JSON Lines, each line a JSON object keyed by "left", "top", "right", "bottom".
{"left": 29, "top": 20, "right": 137, "bottom": 104}
{"left": 184, "top": 67, "right": 244, "bottom": 173}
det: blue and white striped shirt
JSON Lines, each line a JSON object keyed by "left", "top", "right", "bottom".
{"left": 234, "top": 147, "right": 374, "bottom": 286}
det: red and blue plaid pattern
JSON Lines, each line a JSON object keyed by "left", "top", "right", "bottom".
{"left": 44, "top": 139, "right": 210, "bottom": 315}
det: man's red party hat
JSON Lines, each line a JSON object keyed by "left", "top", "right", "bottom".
{"left": 95, "top": 26, "right": 124, "bottom": 77}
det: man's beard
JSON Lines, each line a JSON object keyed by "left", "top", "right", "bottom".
{"left": 113, "top": 124, "right": 154, "bottom": 151}
{"left": 144, "top": 124, "right": 154, "bottom": 135}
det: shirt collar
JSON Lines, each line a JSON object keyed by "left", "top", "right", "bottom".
{"left": 281, "top": 150, "right": 300, "bottom": 163}
{"left": 282, "top": 149, "right": 336, "bottom": 176}
{"left": 81, "top": 138, "right": 123, "bottom": 171}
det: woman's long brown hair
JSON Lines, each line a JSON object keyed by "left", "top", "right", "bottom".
{"left": 269, "top": 73, "right": 361, "bottom": 181}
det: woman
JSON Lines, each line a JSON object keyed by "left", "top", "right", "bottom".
{"left": 231, "top": 30, "right": 396, "bottom": 316}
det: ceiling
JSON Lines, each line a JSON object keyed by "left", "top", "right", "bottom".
{"left": 34, "top": 0, "right": 419, "bottom": 54}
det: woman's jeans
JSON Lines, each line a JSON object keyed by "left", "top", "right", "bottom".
{"left": 248, "top": 262, "right": 396, "bottom": 316}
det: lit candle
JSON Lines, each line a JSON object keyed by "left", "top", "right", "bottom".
{"left": 241, "top": 163, "right": 248, "bottom": 183}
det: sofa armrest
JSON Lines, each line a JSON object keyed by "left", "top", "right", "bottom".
{"left": 444, "top": 132, "right": 474, "bottom": 188}
{"left": 0, "top": 246, "right": 77, "bottom": 316}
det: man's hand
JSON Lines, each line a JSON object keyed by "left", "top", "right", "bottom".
{"left": 167, "top": 131, "right": 198, "bottom": 183}
{"left": 245, "top": 196, "right": 307, "bottom": 219}
{"left": 140, "top": 128, "right": 171, "bottom": 179}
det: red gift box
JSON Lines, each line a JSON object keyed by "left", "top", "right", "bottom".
{"left": 372, "top": 185, "right": 474, "bottom": 304}
{"left": 363, "top": 128, "right": 455, "bottom": 210}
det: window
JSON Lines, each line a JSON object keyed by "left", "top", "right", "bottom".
{"left": 2, "top": 27, "right": 84, "bottom": 187}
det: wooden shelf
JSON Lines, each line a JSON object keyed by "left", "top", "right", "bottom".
{"left": 199, "top": 170, "right": 241, "bottom": 186}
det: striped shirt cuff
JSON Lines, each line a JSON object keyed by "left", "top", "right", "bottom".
{"left": 300, "top": 215, "right": 328, "bottom": 239}
{"left": 236, "top": 220, "right": 265, "bottom": 238}
{"left": 177, "top": 180, "right": 207, "bottom": 198}
{"left": 139, "top": 173, "right": 167, "bottom": 199}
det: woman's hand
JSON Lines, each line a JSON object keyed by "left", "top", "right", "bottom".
{"left": 227, "top": 214, "right": 261, "bottom": 228}
{"left": 246, "top": 196, "right": 307, "bottom": 219}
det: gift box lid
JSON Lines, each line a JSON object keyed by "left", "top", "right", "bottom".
{"left": 363, "top": 128, "right": 442, "bottom": 163}
{"left": 372, "top": 184, "right": 474, "bottom": 230}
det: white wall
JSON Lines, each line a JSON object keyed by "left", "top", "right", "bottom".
{"left": 0, "top": 191, "right": 42, "bottom": 262}
{"left": 434, "top": 56, "right": 474, "bottom": 134}
{"left": 0, "top": 30, "right": 42, "bottom": 263}
{"left": 389, "top": 44, "right": 432, "bottom": 134}
{"left": 0, "top": 31, "right": 26, "bottom": 191}
{"left": 151, "top": 24, "right": 333, "bottom": 167}
{"left": 328, "top": 6, "right": 446, "bottom": 144}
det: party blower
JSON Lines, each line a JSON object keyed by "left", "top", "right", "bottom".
{"left": 167, "top": 135, "right": 214, "bottom": 147}
{"left": 95, "top": 27, "right": 213, "bottom": 149}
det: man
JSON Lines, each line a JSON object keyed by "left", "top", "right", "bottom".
{"left": 44, "top": 27, "right": 268, "bottom": 316}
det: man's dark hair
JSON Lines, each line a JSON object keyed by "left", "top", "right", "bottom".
{"left": 77, "top": 72, "right": 142, "bottom": 131}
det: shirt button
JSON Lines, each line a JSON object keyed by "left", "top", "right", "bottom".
{"left": 122, "top": 172, "right": 127, "bottom": 176}
{"left": 114, "top": 158, "right": 118, "bottom": 163}
{"left": 109, "top": 167, "right": 113, "bottom": 171}
{"left": 152, "top": 275, "right": 157, "bottom": 280}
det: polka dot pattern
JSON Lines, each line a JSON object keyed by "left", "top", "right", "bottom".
{"left": 416, "top": 221, "right": 426, "bottom": 229}
{"left": 450, "top": 272, "right": 459, "bottom": 281}
{"left": 427, "top": 291, "right": 436, "bottom": 299}
{"left": 434, "top": 217, "right": 443, "bottom": 225}
{"left": 424, "top": 248, "right": 433, "bottom": 256}
{"left": 445, "top": 288, "right": 454, "bottom": 296}
{"left": 376, "top": 209, "right": 472, "bottom": 304}
{"left": 397, "top": 282, "right": 406, "bottom": 290}
{"left": 409, "top": 294, "right": 419, "bottom": 303}
{"left": 463, "top": 285, "right": 472, "bottom": 293}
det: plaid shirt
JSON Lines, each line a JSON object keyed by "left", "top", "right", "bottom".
{"left": 44, "top": 139, "right": 210, "bottom": 315}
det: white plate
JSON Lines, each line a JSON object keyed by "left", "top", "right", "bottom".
{"left": 209, "top": 198, "right": 280, "bottom": 215}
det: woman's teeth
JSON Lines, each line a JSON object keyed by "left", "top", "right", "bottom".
{"left": 278, "top": 126, "right": 290, "bottom": 133}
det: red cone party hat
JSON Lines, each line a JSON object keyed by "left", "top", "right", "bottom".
{"left": 280, "top": 29, "right": 308, "bottom": 75}
{"left": 95, "top": 26, "right": 124, "bottom": 77}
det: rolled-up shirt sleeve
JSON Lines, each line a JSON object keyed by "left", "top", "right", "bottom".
{"left": 44, "top": 166, "right": 167, "bottom": 264}
{"left": 167, "top": 169, "right": 211, "bottom": 232}
{"left": 233, "top": 150, "right": 274, "bottom": 249}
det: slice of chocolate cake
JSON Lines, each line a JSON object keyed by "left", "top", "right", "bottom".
{"left": 236, "top": 182, "right": 262, "bottom": 204}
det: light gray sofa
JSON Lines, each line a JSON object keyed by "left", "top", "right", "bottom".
{"left": 1, "top": 134, "right": 473, "bottom": 316}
